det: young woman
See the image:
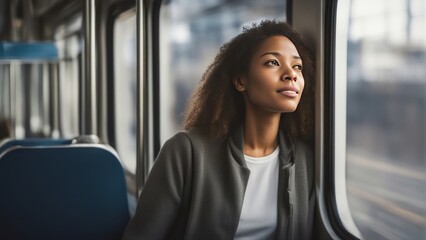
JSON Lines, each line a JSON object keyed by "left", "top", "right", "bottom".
{"left": 122, "top": 20, "right": 315, "bottom": 240}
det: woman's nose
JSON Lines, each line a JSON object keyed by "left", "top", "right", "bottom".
{"left": 280, "top": 67, "right": 297, "bottom": 82}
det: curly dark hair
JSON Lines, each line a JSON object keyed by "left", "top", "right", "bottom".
{"left": 184, "top": 20, "right": 315, "bottom": 143}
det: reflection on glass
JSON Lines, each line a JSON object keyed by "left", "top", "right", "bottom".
{"left": 159, "top": 0, "right": 286, "bottom": 144}
{"left": 113, "top": 11, "right": 137, "bottom": 173}
{"left": 340, "top": 0, "right": 426, "bottom": 239}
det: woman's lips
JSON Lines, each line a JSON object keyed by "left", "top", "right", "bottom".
{"left": 277, "top": 87, "right": 299, "bottom": 97}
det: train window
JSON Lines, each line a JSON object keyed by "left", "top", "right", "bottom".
{"left": 55, "top": 16, "right": 82, "bottom": 138}
{"left": 113, "top": 10, "right": 137, "bottom": 173}
{"left": 335, "top": 0, "right": 426, "bottom": 239}
{"left": 159, "top": 0, "right": 287, "bottom": 144}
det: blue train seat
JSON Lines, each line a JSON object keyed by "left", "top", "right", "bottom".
{"left": 0, "top": 144, "right": 130, "bottom": 240}
{"left": 0, "top": 138, "right": 73, "bottom": 154}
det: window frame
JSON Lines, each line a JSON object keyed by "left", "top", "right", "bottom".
{"left": 322, "top": 0, "right": 361, "bottom": 239}
{"left": 331, "top": 0, "right": 426, "bottom": 239}
{"left": 105, "top": 0, "right": 135, "bottom": 153}
{"left": 105, "top": 0, "right": 139, "bottom": 199}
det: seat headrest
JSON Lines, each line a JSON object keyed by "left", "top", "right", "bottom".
{"left": 71, "top": 135, "right": 100, "bottom": 144}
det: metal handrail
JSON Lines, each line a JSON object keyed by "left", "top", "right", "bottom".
{"left": 82, "top": 0, "right": 97, "bottom": 135}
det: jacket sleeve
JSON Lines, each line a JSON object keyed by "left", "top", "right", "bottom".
{"left": 121, "top": 132, "right": 192, "bottom": 240}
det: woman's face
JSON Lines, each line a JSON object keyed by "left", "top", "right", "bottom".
{"left": 235, "top": 36, "right": 305, "bottom": 114}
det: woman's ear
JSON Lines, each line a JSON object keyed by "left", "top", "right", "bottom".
{"left": 233, "top": 76, "right": 246, "bottom": 92}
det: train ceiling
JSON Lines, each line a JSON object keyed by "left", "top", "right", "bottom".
{"left": 0, "top": 0, "right": 80, "bottom": 41}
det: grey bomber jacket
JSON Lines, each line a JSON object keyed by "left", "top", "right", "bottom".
{"left": 122, "top": 126, "right": 315, "bottom": 240}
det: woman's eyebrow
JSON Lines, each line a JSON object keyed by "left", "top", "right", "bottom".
{"left": 260, "top": 52, "right": 301, "bottom": 60}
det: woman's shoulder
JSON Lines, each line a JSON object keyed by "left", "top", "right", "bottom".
{"left": 165, "top": 127, "right": 219, "bottom": 149}
{"left": 181, "top": 127, "right": 218, "bottom": 142}
{"left": 157, "top": 128, "right": 224, "bottom": 165}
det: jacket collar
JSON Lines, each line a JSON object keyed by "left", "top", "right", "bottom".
{"left": 228, "top": 125, "right": 294, "bottom": 168}
{"left": 228, "top": 125, "right": 247, "bottom": 168}
{"left": 278, "top": 129, "right": 294, "bottom": 168}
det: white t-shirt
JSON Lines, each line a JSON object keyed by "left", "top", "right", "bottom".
{"left": 234, "top": 147, "right": 280, "bottom": 240}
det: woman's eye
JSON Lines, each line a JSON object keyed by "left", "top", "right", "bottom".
{"left": 265, "top": 60, "right": 279, "bottom": 66}
{"left": 294, "top": 65, "right": 303, "bottom": 71}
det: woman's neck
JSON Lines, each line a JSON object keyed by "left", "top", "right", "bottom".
{"left": 243, "top": 111, "right": 281, "bottom": 157}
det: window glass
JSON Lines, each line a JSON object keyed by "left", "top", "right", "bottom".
{"left": 113, "top": 10, "right": 137, "bottom": 173}
{"left": 159, "top": 0, "right": 287, "bottom": 144}
{"left": 336, "top": 0, "right": 426, "bottom": 239}
{"left": 55, "top": 16, "right": 82, "bottom": 138}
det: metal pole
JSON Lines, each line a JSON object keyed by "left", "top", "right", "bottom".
{"left": 136, "top": 0, "right": 149, "bottom": 194}
{"left": 82, "top": 0, "right": 97, "bottom": 135}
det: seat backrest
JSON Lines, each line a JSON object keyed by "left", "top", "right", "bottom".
{"left": 0, "top": 144, "right": 130, "bottom": 240}
{"left": 0, "top": 138, "right": 72, "bottom": 154}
